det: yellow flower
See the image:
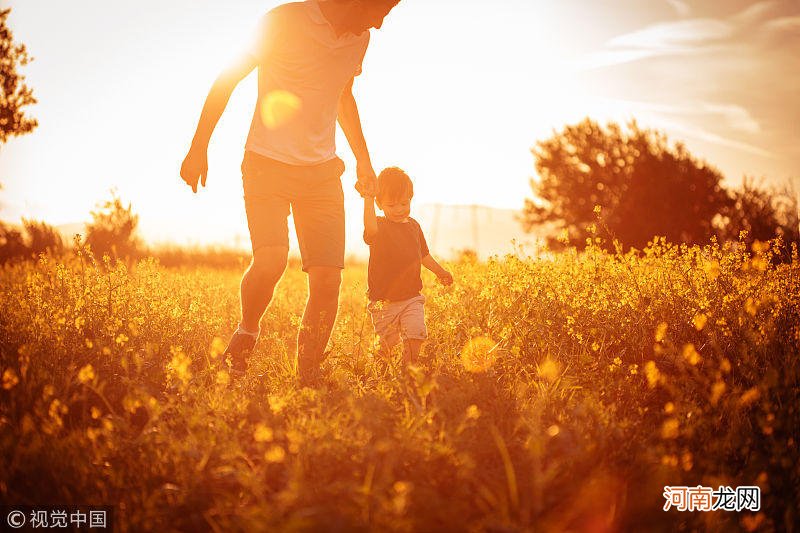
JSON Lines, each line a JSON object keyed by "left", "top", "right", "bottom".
{"left": 210, "top": 337, "right": 226, "bottom": 359}
{"left": 744, "top": 298, "right": 757, "bottom": 316}
{"left": 682, "top": 344, "right": 701, "bottom": 365}
{"left": 264, "top": 445, "right": 286, "bottom": 463}
{"left": 703, "top": 260, "right": 720, "bottom": 281}
{"left": 739, "top": 387, "right": 760, "bottom": 407}
{"left": 655, "top": 322, "right": 668, "bottom": 342}
{"left": 660, "top": 418, "right": 679, "bottom": 439}
{"left": 2, "top": 368, "right": 20, "bottom": 390}
{"left": 465, "top": 404, "right": 481, "bottom": 420}
{"left": 692, "top": 313, "right": 708, "bottom": 331}
{"left": 215, "top": 370, "right": 230, "bottom": 386}
{"left": 537, "top": 358, "right": 561, "bottom": 383}
{"left": 167, "top": 347, "right": 192, "bottom": 383}
{"left": 253, "top": 423, "right": 274, "bottom": 443}
{"left": 461, "top": 337, "right": 498, "bottom": 373}
{"left": 710, "top": 381, "right": 726, "bottom": 406}
{"left": 77, "top": 364, "right": 96, "bottom": 384}
{"left": 644, "top": 361, "right": 661, "bottom": 388}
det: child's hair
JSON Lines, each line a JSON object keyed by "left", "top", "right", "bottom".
{"left": 377, "top": 167, "right": 413, "bottom": 203}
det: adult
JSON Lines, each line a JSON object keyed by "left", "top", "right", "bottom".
{"left": 180, "top": 0, "right": 400, "bottom": 386}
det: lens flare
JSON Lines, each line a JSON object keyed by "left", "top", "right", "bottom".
{"left": 461, "top": 336, "right": 497, "bottom": 373}
{"left": 260, "top": 90, "right": 302, "bottom": 129}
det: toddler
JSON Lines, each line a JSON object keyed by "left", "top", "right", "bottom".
{"left": 363, "top": 167, "right": 453, "bottom": 364}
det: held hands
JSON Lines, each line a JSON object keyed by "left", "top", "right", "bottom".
{"left": 355, "top": 160, "right": 377, "bottom": 198}
{"left": 180, "top": 146, "right": 208, "bottom": 193}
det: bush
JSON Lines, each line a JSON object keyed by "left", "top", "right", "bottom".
{"left": 84, "top": 192, "right": 141, "bottom": 260}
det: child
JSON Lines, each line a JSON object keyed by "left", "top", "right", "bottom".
{"left": 363, "top": 167, "right": 453, "bottom": 364}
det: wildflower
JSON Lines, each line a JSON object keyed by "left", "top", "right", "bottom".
{"left": 546, "top": 424, "right": 560, "bottom": 437}
{"left": 739, "top": 387, "right": 760, "bottom": 407}
{"left": 465, "top": 405, "right": 481, "bottom": 420}
{"left": 660, "top": 418, "right": 679, "bottom": 439}
{"left": 2, "top": 369, "right": 19, "bottom": 390}
{"left": 264, "top": 445, "right": 286, "bottom": 463}
{"left": 744, "top": 298, "right": 757, "bottom": 316}
{"left": 253, "top": 423, "right": 274, "bottom": 443}
{"left": 682, "top": 344, "right": 701, "bottom": 365}
{"left": 593, "top": 205, "right": 602, "bottom": 215}
{"left": 710, "top": 381, "right": 726, "bottom": 406}
{"left": 692, "top": 313, "right": 708, "bottom": 331}
{"left": 268, "top": 394, "right": 287, "bottom": 414}
{"left": 461, "top": 337, "right": 498, "bottom": 373}
{"left": 644, "top": 361, "right": 661, "bottom": 388}
{"left": 77, "top": 364, "right": 96, "bottom": 384}
{"left": 215, "top": 370, "right": 230, "bottom": 386}
{"left": 703, "top": 260, "right": 720, "bottom": 281}
{"left": 167, "top": 346, "right": 192, "bottom": 384}
{"left": 655, "top": 322, "right": 668, "bottom": 342}
{"left": 210, "top": 337, "right": 226, "bottom": 359}
{"left": 664, "top": 402, "right": 674, "bottom": 414}
{"left": 537, "top": 358, "right": 561, "bottom": 382}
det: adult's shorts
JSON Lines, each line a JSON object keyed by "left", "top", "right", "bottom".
{"left": 241, "top": 150, "right": 346, "bottom": 272}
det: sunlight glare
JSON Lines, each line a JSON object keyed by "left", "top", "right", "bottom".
{"left": 461, "top": 336, "right": 498, "bottom": 373}
{"left": 260, "top": 90, "right": 302, "bottom": 129}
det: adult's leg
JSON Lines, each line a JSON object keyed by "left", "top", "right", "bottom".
{"left": 240, "top": 245, "right": 289, "bottom": 332}
{"left": 297, "top": 266, "right": 341, "bottom": 382}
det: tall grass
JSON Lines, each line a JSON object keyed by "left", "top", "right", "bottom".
{"left": 1, "top": 237, "right": 798, "bottom": 531}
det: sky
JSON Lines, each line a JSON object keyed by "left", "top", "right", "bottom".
{"left": 1, "top": 0, "right": 798, "bottom": 256}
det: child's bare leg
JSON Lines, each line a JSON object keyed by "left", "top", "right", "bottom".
{"left": 402, "top": 339, "right": 423, "bottom": 366}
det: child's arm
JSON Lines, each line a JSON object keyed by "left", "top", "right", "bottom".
{"left": 363, "top": 196, "right": 378, "bottom": 242}
{"left": 422, "top": 254, "right": 453, "bottom": 286}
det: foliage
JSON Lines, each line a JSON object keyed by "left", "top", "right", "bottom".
{"left": 523, "top": 119, "right": 732, "bottom": 250}
{"left": 719, "top": 177, "right": 800, "bottom": 257}
{"left": 1, "top": 237, "right": 798, "bottom": 531}
{"left": 84, "top": 192, "right": 140, "bottom": 260}
{"left": 22, "top": 218, "right": 64, "bottom": 256}
{"left": 0, "top": 218, "right": 64, "bottom": 263}
{"left": 0, "top": 220, "right": 27, "bottom": 263}
{"left": 0, "top": 8, "right": 37, "bottom": 144}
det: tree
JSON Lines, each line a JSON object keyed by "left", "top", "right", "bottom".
{"left": 1, "top": 8, "right": 37, "bottom": 144}
{"left": 522, "top": 119, "right": 732, "bottom": 250}
{"left": 719, "top": 177, "right": 800, "bottom": 254}
{"left": 84, "top": 192, "right": 141, "bottom": 259}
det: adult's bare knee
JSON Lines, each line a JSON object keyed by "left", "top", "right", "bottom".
{"left": 250, "top": 246, "right": 288, "bottom": 283}
{"left": 307, "top": 267, "right": 341, "bottom": 300}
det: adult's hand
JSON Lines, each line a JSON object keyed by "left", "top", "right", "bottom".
{"left": 180, "top": 146, "right": 208, "bottom": 193}
{"left": 355, "top": 160, "right": 377, "bottom": 198}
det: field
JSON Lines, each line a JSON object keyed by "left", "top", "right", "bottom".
{"left": 1, "top": 238, "right": 798, "bottom": 532}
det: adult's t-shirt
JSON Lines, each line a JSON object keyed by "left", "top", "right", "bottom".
{"left": 364, "top": 217, "right": 430, "bottom": 302}
{"left": 245, "top": 0, "right": 370, "bottom": 165}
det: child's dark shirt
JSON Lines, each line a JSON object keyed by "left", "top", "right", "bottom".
{"left": 364, "top": 216, "right": 430, "bottom": 302}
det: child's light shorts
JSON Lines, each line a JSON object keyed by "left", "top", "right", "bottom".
{"left": 368, "top": 294, "right": 427, "bottom": 349}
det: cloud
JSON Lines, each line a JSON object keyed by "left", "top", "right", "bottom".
{"left": 666, "top": 0, "right": 691, "bottom": 17}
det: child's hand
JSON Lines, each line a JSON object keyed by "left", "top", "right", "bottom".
{"left": 437, "top": 270, "right": 453, "bottom": 286}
